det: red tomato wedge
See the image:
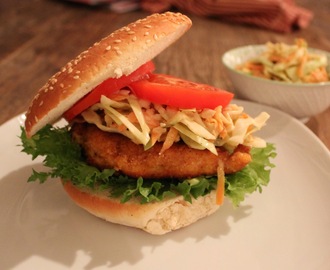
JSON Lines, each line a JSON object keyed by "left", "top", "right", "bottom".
{"left": 129, "top": 74, "right": 234, "bottom": 109}
{"left": 63, "top": 61, "right": 155, "bottom": 121}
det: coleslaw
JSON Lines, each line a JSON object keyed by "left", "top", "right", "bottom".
{"left": 236, "top": 39, "right": 329, "bottom": 83}
{"left": 80, "top": 89, "right": 269, "bottom": 155}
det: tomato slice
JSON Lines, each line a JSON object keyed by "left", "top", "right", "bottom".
{"left": 128, "top": 74, "right": 234, "bottom": 109}
{"left": 63, "top": 61, "right": 155, "bottom": 121}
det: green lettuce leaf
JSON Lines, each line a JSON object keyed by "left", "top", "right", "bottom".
{"left": 20, "top": 125, "right": 114, "bottom": 187}
{"left": 19, "top": 125, "right": 276, "bottom": 205}
{"left": 225, "top": 144, "right": 276, "bottom": 206}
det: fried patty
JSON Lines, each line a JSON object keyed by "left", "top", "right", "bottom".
{"left": 71, "top": 123, "right": 252, "bottom": 179}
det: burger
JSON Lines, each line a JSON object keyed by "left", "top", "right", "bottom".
{"left": 20, "top": 12, "right": 276, "bottom": 235}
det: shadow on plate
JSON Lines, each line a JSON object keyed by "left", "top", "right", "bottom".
{"left": 0, "top": 164, "right": 252, "bottom": 269}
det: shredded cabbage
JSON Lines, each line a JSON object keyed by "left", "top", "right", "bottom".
{"left": 80, "top": 90, "right": 269, "bottom": 154}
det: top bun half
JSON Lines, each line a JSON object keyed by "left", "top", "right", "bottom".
{"left": 25, "top": 12, "right": 192, "bottom": 137}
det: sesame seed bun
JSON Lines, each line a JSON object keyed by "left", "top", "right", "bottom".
{"left": 62, "top": 181, "right": 219, "bottom": 235}
{"left": 24, "top": 12, "right": 192, "bottom": 137}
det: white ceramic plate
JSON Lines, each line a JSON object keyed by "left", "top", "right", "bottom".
{"left": 1, "top": 100, "right": 330, "bottom": 270}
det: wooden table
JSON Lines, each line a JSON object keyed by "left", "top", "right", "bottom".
{"left": 0, "top": 0, "right": 329, "bottom": 149}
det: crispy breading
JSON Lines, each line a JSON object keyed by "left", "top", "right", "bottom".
{"left": 71, "top": 123, "right": 251, "bottom": 179}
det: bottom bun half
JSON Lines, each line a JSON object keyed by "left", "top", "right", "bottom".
{"left": 62, "top": 181, "right": 220, "bottom": 235}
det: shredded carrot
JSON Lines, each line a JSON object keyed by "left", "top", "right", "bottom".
{"left": 127, "top": 112, "right": 138, "bottom": 123}
{"left": 149, "top": 126, "right": 164, "bottom": 146}
{"left": 297, "top": 52, "right": 307, "bottom": 78}
{"left": 216, "top": 160, "right": 225, "bottom": 205}
{"left": 307, "top": 67, "right": 329, "bottom": 82}
{"left": 117, "top": 124, "right": 127, "bottom": 132}
{"left": 144, "top": 108, "right": 161, "bottom": 128}
{"left": 246, "top": 63, "right": 264, "bottom": 71}
{"left": 159, "top": 127, "right": 179, "bottom": 155}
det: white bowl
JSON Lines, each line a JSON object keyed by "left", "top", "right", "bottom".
{"left": 222, "top": 45, "right": 330, "bottom": 119}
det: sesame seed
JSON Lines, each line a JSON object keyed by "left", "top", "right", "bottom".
{"left": 73, "top": 75, "right": 80, "bottom": 79}
{"left": 113, "top": 46, "right": 122, "bottom": 55}
{"left": 114, "top": 39, "right": 122, "bottom": 43}
{"left": 39, "top": 101, "right": 44, "bottom": 107}
{"left": 50, "top": 78, "right": 57, "bottom": 84}
{"left": 114, "top": 68, "right": 123, "bottom": 77}
{"left": 153, "top": 34, "right": 158, "bottom": 40}
{"left": 60, "top": 83, "right": 64, "bottom": 88}
{"left": 106, "top": 45, "right": 111, "bottom": 51}
{"left": 144, "top": 25, "right": 152, "bottom": 29}
{"left": 144, "top": 32, "right": 150, "bottom": 36}
{"left": 132, "top": 36, "right": 137, "bottom": 42}
{"left": 128, "top": 31, "right": 135, "bottom": 35}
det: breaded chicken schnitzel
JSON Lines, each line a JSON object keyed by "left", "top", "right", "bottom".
{"left": 71, "top": 123, "right": 252, "bottom": 179}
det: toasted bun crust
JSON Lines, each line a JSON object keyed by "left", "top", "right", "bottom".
{"left": 62, "top": 181, "right": 220, "bottom": 235}
{"left": 25, "top": 12, "right": 192, "bottom": 137}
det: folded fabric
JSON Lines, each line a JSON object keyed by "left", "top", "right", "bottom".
{"left": 64, "top": 0, "right": 140, "bottom": 13}
{"left": 140, "top": 0, "right": 314, "bottom": 33}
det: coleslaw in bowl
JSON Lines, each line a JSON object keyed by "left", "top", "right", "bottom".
{"left": 222, "top": 41, "right": 330, "bottom": 119}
